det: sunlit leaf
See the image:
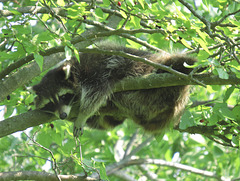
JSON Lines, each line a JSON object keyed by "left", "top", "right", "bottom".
{"left": 223, "top": 86, "right": 235, "bottom": 102}
{"left": 34, "top": 53, "right": 44, "bottom": 71}
{"left": 216, "top": 67, "right": 229, "bottom": 79}
{"left": 180, "top": 39, "right": 193, "bottom": 49}
{"left": 57, "top": 0, "right": 65, "bottom": 6}
{"left": 193, "top": 37, "right": 211, "bottom": 55}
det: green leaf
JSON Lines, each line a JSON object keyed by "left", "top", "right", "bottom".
{"left": 65, "top": 46, "right": 72, "bottom": 60}
{"left": 138, "top": 0, "right": 145, "bottom": 8}
{"left": 174, "top": 5, "right": 186, "bottom": 20}
{"left": 179, "top": 110, "right": 195, "bottom": 129}
{"left": 165, "top": 149, "right": 172, "bottom": 161}
{"left": 193, "top": 37, "right": 211, "bottom": 55}
{"left": 219, "top": 105, "right": 235, "bottom": 120}
{"left": 130, "top": 16, "right": 141, "bottom": 28}
{"left": 217, "top": 0, "right": 227, "bottom": 3}
{"left": 67, "top": 3, "right": 87, "bottom": 19}
{"left": 126, "top": 39, "right": 142, "bottom": 49}
{"left": 37, "top": 131, "right": 52, "bottom": 148}
{"left": 102, "top": 0, "right": 110, "bottom": 6}
{"left": 232, "top": 106, "right": 240, "bottom": 121}
{"left": 216, "top": 67, "right": 229, "bottom": 79}
{"left": 34, "top": 53, "right": 44, "bottom": 71}
{"left": 9, "top": 9, "right": 22, "bottom": 15}
{"left": 41, "top": 14, "right": 50, "bottom": 22}
{"left": 223, "top": 86, "right": 235, "bottom": 102}
{"left": 180, "top": 39, "right": 193, "bottom": 49}
{"left": 50, "top": 132, "right": 62, "bottom": 146}
{"left": 95, "top": 8, "right": 104, "bottom": 18}
{"left": 61, "top": 139, "right": 75, "bottom": 155}
{"left": 99, "top": 162, "right": 109, "bottom": 180}
{"left": 196, "top": 28, "right": 208, "bottom": 42}
{"left": 208, "top": 113, "right": 219, "bottom": 126}
{"left": 73, "top": 48, "right": 80, "bottom": 61}
{"left": 12, "top": 25, "right": 31, "bottom": 35}
{"left": 167, "top": 25, "right": 177, "bottom": 33}
{"left": 120, "top": 10, "right": 127, "bottom": 18}
{"left": 25, "top": 94, "right": 34, "bottom": 105}
{"left": 57, "top": 0, "right": 65, "bottom": 6}
{"left": 36, "top": 31, "right": 54, "bottom": 43}
{"left": 197, "top": 50, "right": 210, "bottom": 60}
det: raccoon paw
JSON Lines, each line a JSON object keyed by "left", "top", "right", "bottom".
{"left": 73, "top": 126, "right": 83, "bottom": 137}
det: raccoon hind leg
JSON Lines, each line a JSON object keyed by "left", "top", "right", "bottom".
{"left": 87, "top": 115, "right": 125, "bottom": 130}
{"left": 86, "top": 100, "right": 126, "bottom": 130}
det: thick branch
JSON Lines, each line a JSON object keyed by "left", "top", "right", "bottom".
{"left": 1, "top": 73, "right": 240, "bottom": 138}
{"left": 0, "top": 6, "right": 66, "bottom": 17}
{"left": 124, "top": 158, "right": 221, "bottom": 180}
{"left": 114, "top": 73, "right": 240, "bottom": 92}
{"left": 0, "top": 110, "right": 55, "bottom": 138}
{"left": 95, "top": 157, "right": 223, "bottom": 180}
{"left": 0, "top": 171, "right": 96, "bottom": 181}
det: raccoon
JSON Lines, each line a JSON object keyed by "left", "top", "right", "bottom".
{"left": 33, "top": 42, "right": 197, "bottom": 137}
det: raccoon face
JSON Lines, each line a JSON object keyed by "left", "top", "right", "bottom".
{"left": 39, "top": 93, "right": 76, "bottom": 120}
{"left": 55, "top": 93, "right": 75, "bottom": 119}
{"left": 33, "top": 59, "right": 79, "bottom": 120}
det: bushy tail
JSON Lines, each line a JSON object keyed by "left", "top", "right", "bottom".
{"left": 157, "top": 54, "right": 197, "bottom": 74}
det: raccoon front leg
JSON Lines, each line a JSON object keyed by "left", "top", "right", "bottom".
{"left": 73, "top": 85, "right": 111, "bottom": 137}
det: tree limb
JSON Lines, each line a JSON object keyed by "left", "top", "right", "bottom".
{"left": 96, "top": 157, "right": 225, "bottom": 180}
{"left": 0, "top": 110, "right": 55, "bottom": 138}
{"left": 0, "top": 171, "right": 96, "bottom": 181}
{"left": 1, "top": 73, "right": 240, "bottom": 138}
{"left": 0, "top": 6, "right": 66, "bottom": 17}
{"left": 111, "top": 171, "right": 137, "bottom": 181}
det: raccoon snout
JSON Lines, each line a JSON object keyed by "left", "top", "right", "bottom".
{"left": 58, "top": 105, "right": 72, "bottom": 120}
{"left": 60, "top": 112, "right": 68, "bottom": 119}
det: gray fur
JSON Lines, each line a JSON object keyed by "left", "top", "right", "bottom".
{"left": 33, "top": 42, "right": 197, "bottom": 137}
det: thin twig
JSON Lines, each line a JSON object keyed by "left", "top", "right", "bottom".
{"left": 23, "top": 132, "right": 61, "bottom": 181}
{"left": 124, "top": 129, "right": 139, "bottom": 158}
{"left": 124, "top": 136, "right": 154, "bottom": 160}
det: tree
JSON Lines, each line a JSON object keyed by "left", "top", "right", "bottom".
{"left": 0, "top": 0, "right": 240, "bottom": 180}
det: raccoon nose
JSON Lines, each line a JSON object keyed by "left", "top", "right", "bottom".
{"left": 60, "top": 112, "right": 67, "bottom": 119}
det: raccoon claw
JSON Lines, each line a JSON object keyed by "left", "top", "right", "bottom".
{"left": 73, "top": 126, "right": 83, "bottom": 137}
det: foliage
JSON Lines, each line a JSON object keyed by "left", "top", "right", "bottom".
{"left": 0, "top": 0, "right": 240, "bottom": 180}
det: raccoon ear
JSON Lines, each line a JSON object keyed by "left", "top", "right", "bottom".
{"left": 62, "top": 64, "right": 71, "bottom": 80}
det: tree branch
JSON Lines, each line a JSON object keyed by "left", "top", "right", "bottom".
{"left": 1, "top": 73, "right": 240, "bottom": 138}
{"left": 0, "top": 171, "right": 96, "bottom": 181}
{"left": 95, "top": 157, "right": 224, "bottom": 180}
{"left": 138, "top": 165, "right": 159, "bottom": 181}
{"left": 113, "top": 73, "right": 240, "bottom": 93}
{"left": 125, "top": 158, "right": 223, "bottom": 180}
{"left": 0, "top": 6, "right": 66, "bottom": 17}
{"left": 123, "top": 129, "right": 139, "bottom": 158}
{"left": 111, "top": 171, "right": 137, "bottom": 181}
{"left": 0, "top": 110, "right": 55, "bottom": 138}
